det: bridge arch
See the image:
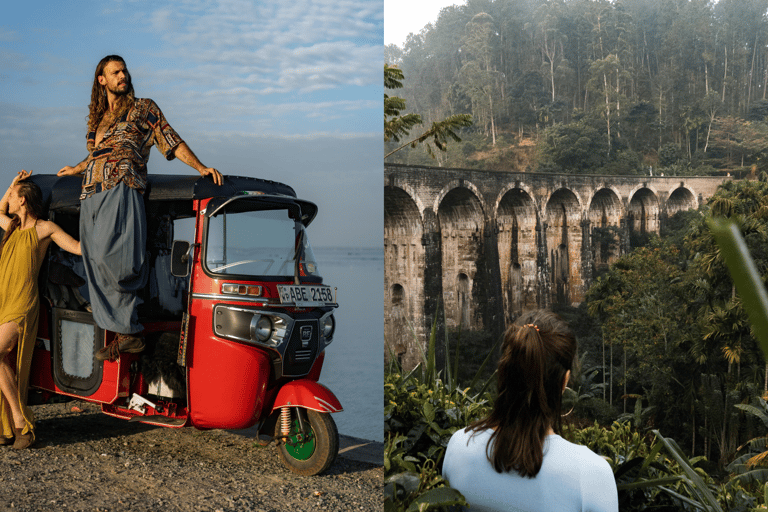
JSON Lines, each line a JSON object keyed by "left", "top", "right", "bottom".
{"left": 588, "top": 187, "right": 623, "bottom": 274}
{"left": 545, "top": 188, "right": 582, "bottom": 305}
{"left": 666, "top": 185, "right": 698, "bottom": 215}
{"left": 384, "top": 185, "right": 426, "bottom": 370}
{"left": 494, "top": 181, "right": 539, "bottom": 214}
{"left": 384, "top": 185, "right": 424, "bottom": 235}
{"left": 628, "top": 186, "right": 660, "bottom": 246}
{"left": 437, "top": 186, "right": 486, "bottom": 331}
{"left": 432, "top": 180, "right": 487, "bottom": 222}
{"left": 496, "top": 186, "right": 538, "bottom": 320}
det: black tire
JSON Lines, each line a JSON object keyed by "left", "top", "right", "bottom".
{"left": 275, "top": 408, "right": 339, "bottom": 476}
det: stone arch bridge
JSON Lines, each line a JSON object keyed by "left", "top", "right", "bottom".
{"left": 384, "top": 163, "right": 731, "bottom": 370}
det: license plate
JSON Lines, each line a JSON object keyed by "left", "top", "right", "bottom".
{"left": 278, "top": 284, "right": 335, "bottom": 306}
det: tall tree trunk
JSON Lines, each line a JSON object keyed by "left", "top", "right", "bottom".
{"left": 748, "top": 32, "right": 758, "bottom": 109}
{"left": 615, "top": 65, "right": 621, "bottom": 140}
{"left": 705, "top": 108, "right": 715, "bottom": 153}
{"left": 692, "top": 401, "right": 696, "bottom": 456}
{"left": 610, "top": 342, "right": 613, "bottom": 405}
{"left": 722, "top": 44, "right": 728, "bottom": 103}
{"left": 604, "top": 72, "right": 612, "bottom": 157}
{"left": 602, "top": 331, "right": 606, "bottom": 401}
{"left": 763, "top": 67, "right": 768, "bottom": 100}
{"left": 705, "top": 413, "right": 709, "bottom": 461}
{"left": 623, "top": 347, "right": 627, "bottom": 414}
{"left": 488, "top": 92, "right": 496, "bottom": 146}
{"left": 550, "top": 57, "right": 556, "bottom": 102}
{"left": 705, "top": 61, "right": 709, "bottom": 94}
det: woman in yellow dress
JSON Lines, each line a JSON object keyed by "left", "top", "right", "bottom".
{"left": 0, "top": 170, "right": 82, "bottom": 449}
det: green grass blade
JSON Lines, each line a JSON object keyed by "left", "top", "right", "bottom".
{"left": 652, "top": 430, "right": 723, "bottom": 512}
{"left": 444, "top": 304, "right": 454, "bottom": 391}
{"left": 404, "top": 315, "right": 427, "bottom": 382}
{"left": 468, "top": 334, "right": 503, "bottom": 393}
{"left": 708, "top": 217, "right": 768, "bottom": 360}
{"left": 426, "top": 300, "right": 439, "bottom": 383}
{"left": 655, "top": 485, "right": 710, "bottom": 511}
{"left": 616, "top": 475, "right": 683, "bottom": 491}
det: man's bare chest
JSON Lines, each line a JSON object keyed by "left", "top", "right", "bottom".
{"left": 94, "top": 115, "right": 113, "bottom": 147}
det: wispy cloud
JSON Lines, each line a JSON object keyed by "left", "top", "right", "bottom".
{"left": 0, "top": 49, "right": 29, "bottom": 73}
{"left": 0, "top": 27, "right": 20, "bottom": 43}
{"left": 100, "top": 0, "right": 384, "bottom": 136}
{"left": 140, "top": 0, "right": 382, "bottom": 95}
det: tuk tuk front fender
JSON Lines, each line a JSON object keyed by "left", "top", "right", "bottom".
{"left": 271, "top": 380, "right": 342, "bottom": 414}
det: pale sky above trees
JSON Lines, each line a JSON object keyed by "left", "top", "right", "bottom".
{"left": 385, "top": 0, "right": 466, "bottom": 46}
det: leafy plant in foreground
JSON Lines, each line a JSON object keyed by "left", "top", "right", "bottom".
{"left": 728, "top": 396, "right": 768, "bottom": 498}
{"left": 384, "top": 304, "right": 496, "bottom": 511}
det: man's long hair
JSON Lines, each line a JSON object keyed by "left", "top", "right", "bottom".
{"left": 0, "top": 179, "right": 45, "bottom": 257}
{"left": 466, "top": 310, "right": 576, "bottom": 478}
{"left": 87, "top": 55, "right": 135, "bottom": 133}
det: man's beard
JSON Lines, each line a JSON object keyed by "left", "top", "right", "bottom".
{"left": 108, "top": 81, "right": 130, "bottom": 96}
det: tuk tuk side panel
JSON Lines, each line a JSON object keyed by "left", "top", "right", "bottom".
{"left": 29, "top": 344, "right": 135, "bottom": 404}
{"left": 186, "top": 300, "right": 272, "bottom": 430}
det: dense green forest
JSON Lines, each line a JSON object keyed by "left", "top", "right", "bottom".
{"left": 385, "top": 0, "right": 768, "bottom": 175}
{"left": 576, "top": 178, "right": 768, "bottom": 470}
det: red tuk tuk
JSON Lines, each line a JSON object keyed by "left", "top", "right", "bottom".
{"left": 24, "top": 174, "right": 341, "bottom": 476}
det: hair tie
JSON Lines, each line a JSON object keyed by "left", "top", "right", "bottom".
{"left": 524, "top": 323, "right": 539, "bottom": 332}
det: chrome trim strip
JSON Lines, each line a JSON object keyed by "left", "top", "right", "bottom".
{"left": 192, "top": 293, "right": 273, "bottom": 304}
{"left": 314, "top": 396, "right": 341, "bottom": 413}
{"left": 193, "top": 292, "right": 338, "bottom": 308}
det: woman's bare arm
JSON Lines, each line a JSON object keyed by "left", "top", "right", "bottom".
{"left": 47, "top": 223, "right": 81, "bottom": 255}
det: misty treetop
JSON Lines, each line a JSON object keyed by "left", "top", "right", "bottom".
{"left": 386, "top": 0, "right": 768, "bottom": 175}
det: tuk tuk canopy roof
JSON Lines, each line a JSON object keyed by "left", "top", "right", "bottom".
{"left": 28, "top": 174, "right": 315, "bottom": 222}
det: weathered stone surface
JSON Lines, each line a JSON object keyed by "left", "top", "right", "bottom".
{"left": 384, "top": 163, "right": 730, "bottom": 370}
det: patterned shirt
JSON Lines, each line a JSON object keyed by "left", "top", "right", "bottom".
{"left": 80, "top": 98, "right": 184, "bottom": 199}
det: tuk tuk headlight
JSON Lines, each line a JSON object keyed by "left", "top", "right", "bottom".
{"left": 251, "top": 315, "right": 273, "bottom": 342}
{"left": 214, "top": 305, "right": 288, "bottom": 349}
{"left": 320, "top": 313, "right": 335, "bottom": 345}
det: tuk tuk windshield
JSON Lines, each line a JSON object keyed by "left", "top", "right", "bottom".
{"left": 205, "top": 207, "right": 320, "bottom": 278}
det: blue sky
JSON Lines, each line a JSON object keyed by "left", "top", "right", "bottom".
{"left": 0, "top": 0, "right": 383, "bottom": 247}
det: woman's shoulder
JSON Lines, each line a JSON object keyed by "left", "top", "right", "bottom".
{"left": 444, "top": 427, "right": 492, "bottom": 479}
{"left": 548, "top": 435, "right": 612, "bottom": 468}
{"left": 548, "top": 436, "right": 618, "bottom": 510}
{"left": 448, "top": 426, "right": 491, "bottom": 447}
{"left": 35, "top": 219, "right": 61, "bottom": 239}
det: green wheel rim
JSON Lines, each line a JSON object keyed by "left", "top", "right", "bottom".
{"left": 284, "top": 419, "right": 316, "bottom": 461}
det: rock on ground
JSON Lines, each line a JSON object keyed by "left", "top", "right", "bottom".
{"left": 0, "top": 402, "right": 382, "bottom": 511}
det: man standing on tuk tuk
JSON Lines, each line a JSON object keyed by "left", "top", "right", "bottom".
{"left": 58, "top": 55, "right": 223, "bottom": 361}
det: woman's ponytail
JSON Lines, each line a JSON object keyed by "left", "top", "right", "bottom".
{"left": 467, "top": 310, "right": 576, "bottom": 477}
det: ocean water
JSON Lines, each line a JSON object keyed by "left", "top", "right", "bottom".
{"left": 313, "top": 246, "right": 384, "bottom": 442}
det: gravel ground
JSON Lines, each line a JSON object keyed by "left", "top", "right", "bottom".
{"left": 0, "top": 401, "right": 382, "bottom": 511}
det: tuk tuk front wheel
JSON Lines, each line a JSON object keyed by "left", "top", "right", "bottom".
{"left": 275, "top": 408, "right": 339, "bottom": 476}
